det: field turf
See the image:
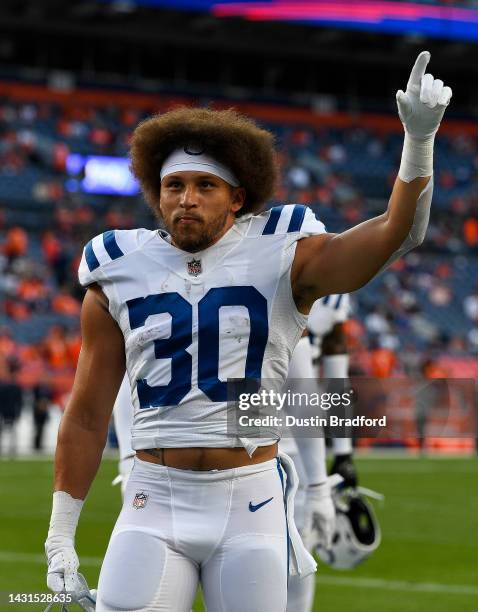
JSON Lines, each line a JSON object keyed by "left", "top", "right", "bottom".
{"left": 0, "top": 456, "right": 477, "bottom": 611}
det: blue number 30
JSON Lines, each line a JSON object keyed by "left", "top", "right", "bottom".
{"left": 127, "top": 287, "right": 268, "bottom": 408}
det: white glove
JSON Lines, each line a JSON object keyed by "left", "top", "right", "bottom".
{"left": 396, "top": 51, "right": 452, "bottom": 182}
{"left": 396, "top": 51, "right": 452, "bottom": 140}
{"left": 301, "top": 480, "right": 336, "bottom": 552}
{"left": 46, "top": 542, "right": 95, "bottom": 611}
{"left": 45, "top": 492, "right": 95, "bottom": 609}
{"left": 46, "top": 536, "right": 80, "bottom": 593}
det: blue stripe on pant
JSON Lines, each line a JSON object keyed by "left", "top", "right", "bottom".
{"left": 276, "top": 456, "right": 290, "bottom": 580}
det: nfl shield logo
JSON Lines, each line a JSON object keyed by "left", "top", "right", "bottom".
{"left": 187, "top": 258, "right": 202, "bottom": 276}
{"left": 133, "top": 492, "right": 148, "bottom": 510}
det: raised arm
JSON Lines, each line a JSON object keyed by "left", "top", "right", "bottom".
{"left": 292, "top": 52, "right": 452, "bottom": 312}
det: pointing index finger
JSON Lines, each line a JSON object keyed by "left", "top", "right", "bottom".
{"left": 407, "top": 51, "right": 431, "bottom": 90}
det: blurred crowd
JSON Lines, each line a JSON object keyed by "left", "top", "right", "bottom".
{"left": 1, "top": 100, "right": 477, "bottom": 253}
{"left": 278, "top": 125, "right": 478, "bottom": 253}
{"left": 0, "top": 94, "right": 477, "bottom": 433}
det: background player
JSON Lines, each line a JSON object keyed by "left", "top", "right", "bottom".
{"left": 283, "top": 293, "right": 354, "bottom": 612}
{"left": 309, "top": 294, "right": 358, "bottom": 488}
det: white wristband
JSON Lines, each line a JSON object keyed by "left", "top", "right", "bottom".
{"left": 398, "top": 133, "right": 434, "bottom": 183}
{"left": 47, "top": 491, "right": 84, "bottom": 541}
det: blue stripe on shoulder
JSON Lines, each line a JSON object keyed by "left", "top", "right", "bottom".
{"left": 287, "top": 204, "right": 307, "bottom": 233}
{"left": 335, "top": 294, "right": 344, "bottom": 310}
{"left": 103, "top": 230, "right": 124, "bottom": 261}
{"left": 262, "top": 205, "right": 284, "bottom": 235}
{"left": 85, "top": 240, "right": 100, "bottom": 272}
{"left": 322, "top": 295, "right": 331, "bottom": 305}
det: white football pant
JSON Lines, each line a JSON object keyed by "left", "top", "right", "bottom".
{"left": 96, "top": 456, "right": 288, "bottom": 611}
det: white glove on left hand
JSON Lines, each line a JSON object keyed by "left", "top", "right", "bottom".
{"left": 396, "top": 51, "right": 452, "bottom": 182}
{"left": 396, "top": 50, "right": 452, "bottom": 141}
{"left": 301, "top": 480, "right": 336, "bottom": 552}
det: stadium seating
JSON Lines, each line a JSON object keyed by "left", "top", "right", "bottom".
{"left": 0, "top": 92, "right": 477, "bottom": 391}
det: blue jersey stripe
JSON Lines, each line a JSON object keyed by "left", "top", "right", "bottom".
{"left": 85, "top": 240, "right": 100, "bottom": 272}
{"left": 262, "top": 206, "right": 284, "bottom": 235}
{"left": 287, "top": 204, "right": 306, "bottom": 233}
{"left": 322, "top": 295, "right": 331, "bottom": 305}
{"left": 103, "top": 230, "right": 124, "bottom": 261}
{"left": 335, "top": 294, "right": 344, "bottom": 309}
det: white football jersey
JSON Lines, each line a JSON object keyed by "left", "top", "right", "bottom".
{"left": 78, "top": 205, "right": 325, "bottom": 452}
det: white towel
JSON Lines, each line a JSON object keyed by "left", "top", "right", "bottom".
{"left": 279, "top": 452, "right": 318, "bottom": 577}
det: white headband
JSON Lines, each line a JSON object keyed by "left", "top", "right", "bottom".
{"left": 160, "top": 146, "right": 240, "bottom": 187}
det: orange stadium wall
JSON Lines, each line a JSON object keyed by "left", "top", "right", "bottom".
{"left": 1, "top": 80, "right": 478, "bottom": 136}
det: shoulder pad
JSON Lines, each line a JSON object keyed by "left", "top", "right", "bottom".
{"left": 248, "top": 204, "right": 326, "bottom": 238}
{"left": 321, "top": 293, "right": 351, "bottom": 321}
{"left": 78, "top": 228, "right": 150, "bottom": 287}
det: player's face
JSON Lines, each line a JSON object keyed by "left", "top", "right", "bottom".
{"left": 159, "top": 171, "right": 245, "bottom": 252}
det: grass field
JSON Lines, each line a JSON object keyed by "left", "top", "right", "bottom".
{"left": 0, "top": 456, "right": 477, "bottom": 611}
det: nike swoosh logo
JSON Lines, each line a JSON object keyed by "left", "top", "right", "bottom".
{"left": 249, "top": 497, "right": 274, "bottom": 512}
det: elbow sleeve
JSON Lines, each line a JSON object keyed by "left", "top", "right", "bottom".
{"left": 381, "top": 176, "right": 433, "bottom": 272}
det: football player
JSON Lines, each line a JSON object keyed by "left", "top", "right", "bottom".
{"left": 45, "top": 53, "right": 451, "bottom": 611}
{"left": 284, "top": 293, "right": 356, "bottom": 612}
{"left": 280, "top": 329, "right": 333, "bottom": 612}
{"left": 110, "top": 294, "right": 353, "bottom": 612}
{"left": 309, "top": 294, "right": 358, "bottom": 489}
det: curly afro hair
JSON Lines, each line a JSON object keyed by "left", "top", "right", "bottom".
{"left": 130, "top": 107, "right": 278, "bottom": 216}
